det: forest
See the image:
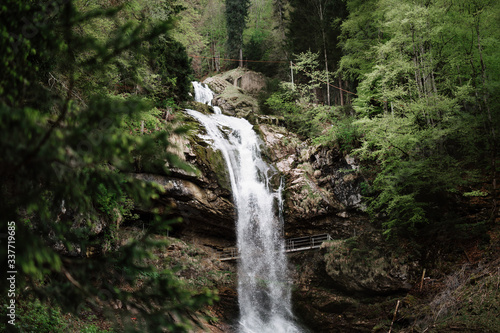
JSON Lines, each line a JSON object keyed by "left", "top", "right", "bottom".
{"left": 0, "top": 0, "right": 499, "bottom": 332}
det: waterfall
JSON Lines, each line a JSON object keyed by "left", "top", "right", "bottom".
{"left": 191, "top": 81, "right": 222, "bottom": 114}
{"left": 189, "top": 83, "right": 302, "bottom": 333}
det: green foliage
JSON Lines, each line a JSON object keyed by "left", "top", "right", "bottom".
{"left": 225, "top": 0, "right": 250, "bottom": 60}
{"left": 257, "top": 77, "right": 282, "bottom": 114}
{"left": 292, "top": 50, "right": 328, "bottom": 103}
{"left": 334, "top": 0, "right": 500, "bottom": 238}
{"left": 0, "top": 1, "right": 213, "bottom": 331}
{"left": 81, "top": 325, "right": 113, "bottom": 333}
{"left": 19, "top": 301, "right": 67, "bottom": 332}
{"left": 0, "top": 299, "right": 67, "bottom": 333}
{"left": 197, "top": 0, "right": 227, "bottom": 73}
{"left": 0, "top": 0, "right": 61, "bottom": 107}
{"left": 287, "top": 0, "right": 348, "bottom": 104}
{"left": 217, "top": 0, "right": 500, "bottom": 243}
{"left": 314, "top": 116, "right": 361, "bottom": 152}
{"left": 244, "top": 29, "right": 270, "bottom": 73}
{"left": 463, "top": 190, "right": 488, "bottom": 197}
{"left": 287, "top": 0, "right": 347, "bottom": 71}
{"left": 96, "top": 182, "right": 137, "bottom": 222}
{"left": 150, "top": 36, "right": 194, "bottom": 102}
{"left": 337, "top": 0, "right": 380, "bottom": 82}
{"left": 121, "top": 102, "right": 164, "bottom": 134}
{"left": 352, "top": 115, "right": 470, "bottom": 238}
{"left": 265, "top": 77, "right": 360, "bottom": 149}
{"left": 265, "top": 85, "right": 326, "bottom": 138}
{"left": 241, "top": 0, "right": 287, "bottom": 76}
{"left": 333, "top": 118, "right": 360, "bottom": 152}
{"left": 265, "top": 87, "right": 301, "bottom": 117}
{"left": 169, "top": 0, "right": 205, "bottom": 63}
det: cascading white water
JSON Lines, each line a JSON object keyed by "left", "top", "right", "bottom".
{"left": 191, "top": 81, "right": 222, "bottom": 114}
{"left": 189, "top": 83, "right": 302, "bottom": 333}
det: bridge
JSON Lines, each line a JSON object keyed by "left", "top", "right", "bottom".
{"left": 217, "top": 234, "right": 332, "bottom": 261}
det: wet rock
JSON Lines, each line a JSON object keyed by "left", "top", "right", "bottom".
{"left": 132, "top": 173, "right": 235, "bottom": 239}
{"left": 257, "top": 123, "right": 365, "bottom": 237}
{"left": 289, "top": 247, "right": 400, "bottom": 333}
{"left": 131, "top": 118, "right": 237, "bottom": 242}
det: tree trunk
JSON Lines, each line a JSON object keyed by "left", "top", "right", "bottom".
{"left": 210, "top": 40, "right": 215, "bottom": 72}
{"left": 411, "top": 24, "right": 423, "bottom": 98}
{"left": 319, "top": 0, "right": 330, "bottom": 106}
{"left": 339, "top": 77, "right": 344, "bottom": 106}
{"left": 324, "top": 47, "right": 330, "bottom": 106}
{"left": 476, "top": 19, "right": 497, "bottom": 215}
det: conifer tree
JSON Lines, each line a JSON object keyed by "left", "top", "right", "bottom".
{"left": 226, "top": 0, "right": 250, "bottom": 65}
{"left": 0, "top": 1, "right": 214, "bottom": 331}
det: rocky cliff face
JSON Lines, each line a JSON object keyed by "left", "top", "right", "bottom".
{"left": 198, "top": 68, "right": 367, "bottom": 239}
{"left": 131, "top": 114, "right": 237, "bottom": 248}
{"left": 256, "top": 123, "right": 414, "bottom": 332}
{"left": 133, "top": 70, "right": 416, "bottom": 332}
{"left": 257, "top": 123, "right": 366, "bottom": 238}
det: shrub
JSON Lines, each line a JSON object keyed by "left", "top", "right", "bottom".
{"left": 1, "top": 299, "right": 68, "bottom": 333}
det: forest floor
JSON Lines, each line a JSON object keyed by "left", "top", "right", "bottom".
{"left": 396, "top": 177, "right": 500, "bottom": 332}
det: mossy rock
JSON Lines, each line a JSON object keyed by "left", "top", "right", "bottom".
{"left": 190, "top": 135, "right": 231, "bottom": 193}
{"left": 205, "top": 71, "right": 261, "bottom": 118}
{"left": 184, "top": 101, "right": 215, "bottom": 115}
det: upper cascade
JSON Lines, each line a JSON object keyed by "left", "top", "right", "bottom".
{"left": 192, "top": 81, "right": 222, "bottom": 114}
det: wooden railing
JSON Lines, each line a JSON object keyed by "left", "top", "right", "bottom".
{"left": 218, "top": 234, "right": 332, "bottom": 261}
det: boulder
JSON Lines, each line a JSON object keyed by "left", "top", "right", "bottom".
{"left": 203, "top": 76, "right": 230, "bottom": 94}
{"left": 203, "top": 69, "right": 261, "bottom": 118}
{"left": 233, "top": 70, "right": 267, "bottom": 94}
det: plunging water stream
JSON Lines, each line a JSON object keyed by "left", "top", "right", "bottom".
{"left": 188, "top": 82, "right": 302, "bottom": 333}
{"left": 192, "top": 81, "right": 222, "bottom": 114}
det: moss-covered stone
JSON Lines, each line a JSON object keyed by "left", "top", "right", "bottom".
{"left": 189, "top": 133, "right": 231, "bottom": 193}
{"left": 204, "top": 70, "right": 261, "bottom": 119}
{"left": 184, "top": 101, "right": 215, "bottom": 115}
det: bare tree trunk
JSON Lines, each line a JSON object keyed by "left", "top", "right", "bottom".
{"left": 319, "top": 0, "right": 330, "bottom": 106}
{"left": 216, "top": 48, "right": 220, "bottom": 72}
{"left": 324, "top": 46, "right": 330, "bottom": 106}
{"left": 239, "top": 48, "right": 243, "bottom": 67}
{"left": 210, "top": 40, "right": 215, "bottom": 72}
{"left": 476, "top": 20, "right": 497, "bottom": 215}
{"left": 411, "top": 24, "right": 423, "bottom": 98}
{"left": 339, "top": 77, "right": 344, "bottom": 106}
